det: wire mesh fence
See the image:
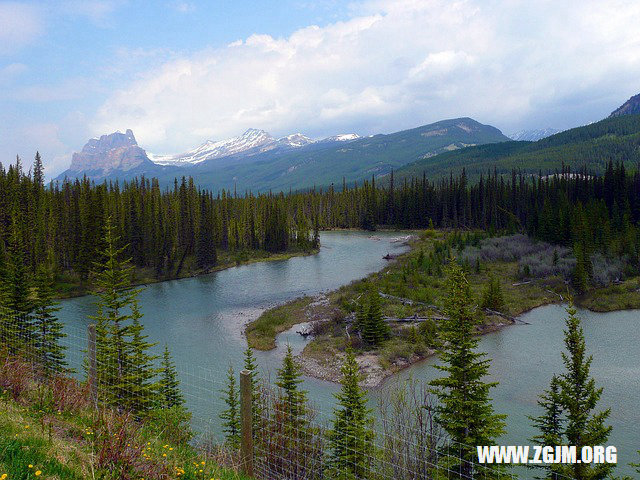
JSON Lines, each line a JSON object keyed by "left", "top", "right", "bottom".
{"left": 0, "top": 307, "right": 576, "bottom": 480}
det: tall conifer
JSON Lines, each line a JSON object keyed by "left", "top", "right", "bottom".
{"left": 429, "top": 264, "right": 506, "bottom": 478}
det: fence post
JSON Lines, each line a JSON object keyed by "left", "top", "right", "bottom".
{"left": 240, "top": 369, "right": 254, "bottom": 477}
{"left": 87, "top": 324, "right": 97, "bottom": 407}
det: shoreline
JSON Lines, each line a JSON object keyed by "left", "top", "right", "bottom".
{"left": 294, "top": 293, "right": 638, "bottom": 388}
{"left": 251, "top": 231, "right": 639, "bottom": 388}
{"left": 53, "top": 247, "right": 319, "bottom": 300}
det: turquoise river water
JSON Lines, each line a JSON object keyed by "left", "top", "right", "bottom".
{"left": 57, "top": 231, "right": 639, "bottom": 476}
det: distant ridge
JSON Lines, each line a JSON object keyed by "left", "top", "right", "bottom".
{"left": 393, "top": 113, "right": 640, "bottom": 183}
{"left": 57, "top": 118, "right": 509, "bottom": 192}
{"left": 609, "top": 93, "right": 640, "bottom": 117}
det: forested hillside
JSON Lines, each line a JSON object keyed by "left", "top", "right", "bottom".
{"left": 1, "top": 152, "right": 638, "bottom": 297}
{"left": 394, "top": 114, "right": 640, "bottom": 182}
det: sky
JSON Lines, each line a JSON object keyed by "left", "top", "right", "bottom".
{"left": 1, "top": 0, "right": 640, "bottom": 180}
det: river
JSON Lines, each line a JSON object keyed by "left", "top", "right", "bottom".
{"left": 57, "top": 231, "right": 639, "bottom": 476}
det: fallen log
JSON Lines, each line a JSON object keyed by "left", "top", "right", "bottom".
{"left": 483, "top": 308, "right": 530, "bottom": 325}
{"left": 384, "top": 315, "right": 447, "bottom": 323}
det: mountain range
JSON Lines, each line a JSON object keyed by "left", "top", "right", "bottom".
{"left": 57, "top": 93, "right": 640, "bottom": 192}
{"left": 508, "top": 128, "right": 560, "bottom": 141}
{"left": 56, "top": 118, "right": 509, "bottom": 192}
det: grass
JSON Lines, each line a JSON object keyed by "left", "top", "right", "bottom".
{"left": 577, "top": 277, "right": 640, "bottom": 312}
{"left": 245, "top": 296, "right": 315, "bottom": 350}
{"left": 246, "top": 229, "right": 640, "bottom": 381}
{"left": 0, "top": 365, "right": 250, "bottom": 480}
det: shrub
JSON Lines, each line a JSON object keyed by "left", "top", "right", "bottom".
{"left": 481, "top": 276, "right": 505, "bottom": 312}
{"left": 50, "top": 375, "right": 90, "bottom": 413}
{"left": 144, "top": 406, "right": 193, "bottom": 446}
{"left": 462, "top": 234, "right": 577, "bottom": 280}
{"left": 0, "top": 354, "right": 32, "bottom": 400}
{"left": 591, "top": 253, "right": 626, "bottom": 287}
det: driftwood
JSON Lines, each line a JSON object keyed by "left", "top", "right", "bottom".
{"left": 483, "top": 308, "right": 530, "bottom": 325}
{"left": 384, "top": 315, "right": 447, "bottom": 323}
{"left": 378, "top": 292, "right": 442, "bottom": 311}
{"left": 545, "top": 289, "right": 564, "bottom": 301}
{"left": 512, "top": 281, "right": 532, "bottom": 286}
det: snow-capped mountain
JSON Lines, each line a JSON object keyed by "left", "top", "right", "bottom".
{"left": 149, "top": 128, "right": 277, "bottom": 166}
{"left": 148, "top": 128, "right": 359, "bottom": 166}
{"left": 56, "top": 118, "right": 509, "bottom": 190}
{"left": 508, "top": 128, "right": 560, "bottom": 142}
{"left": 277, "top": 133, "right": 315, "bottom": 148}
{"left": 323, "top": 133, "right": 360, "bottom": 142}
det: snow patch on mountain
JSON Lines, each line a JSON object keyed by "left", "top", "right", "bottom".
{"left": 150, "top": 128, "right": 276, "bottom": 166}
{"left": 324, "top": 133, "right": 360, "bottom": 142}
{"left": 508, "top": 128, "right": 560, "bottom": 141}
{"left": 148, "top": 129, "right": 361, "bottom": 166}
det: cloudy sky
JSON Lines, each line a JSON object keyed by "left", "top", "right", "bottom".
{"left": 1, "top": 0, "right": 640, "bottom": 179}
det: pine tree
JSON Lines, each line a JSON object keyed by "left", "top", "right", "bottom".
{"left": 353, "top": 301, "right": 366, "bottom": 334}
{"left": 220, "top": 364, "right": 240, "bottom": 448}
{"left": 90, "top": 217, "right": 157, "bottom": 412}
{"left": 429, "top": 263, "right": 506, "bottom": 478}
{"left": 326, "top": 347, "right": 374, "bottom": 479}
{"left": 276, "top": 344, "right": 308, "bottom": 427}
{"left": 1, "top": 210, "right": 34, "bottom": 353}
{"left": 32, "top": 266, "right": 67, "bottom": 376}
{"left": 243, "top": 346, "right": 262, "bottom": 435}
{"left": 529, "top": 376, "right": 564, "bottom": 480}
{"left": 125, "top": 307, "right": 159, "bottom": 413}
{"left": 159, "top": 344, "right": 184, "bottom": 409}
{"left": 361, "top": 290, "right": 390, "bottom": 348}
{"left": 481, "top": 274, "right": 505, "bottom": 312}
{"left": 557, "top": 303, "right": 613, "bottom": 480}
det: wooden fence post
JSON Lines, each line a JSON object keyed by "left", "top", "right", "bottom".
{"left": 240, "top": 369, "right": 254, "bottom": 477}
{"left": 87, "top": 324, "right": 97, "bottom": 407}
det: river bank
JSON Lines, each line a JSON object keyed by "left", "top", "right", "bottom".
{"left": 53, "top": 246, "right": 319, "bottom": 299}
{"left": 248, "top": 230, "right": 640, "bottom": 388}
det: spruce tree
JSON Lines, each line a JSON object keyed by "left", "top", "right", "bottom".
{"left": 529, "top": 376, "right": 564, "bottom": 480}
{"left": 1, "top": 211, "right": 34, "bottom": 353}
{"left": 243, "top": 346, "right": 262, "bottom": 435}
{"left": 481, "top": 274, "right": 505, "bottom": 312}
{"left": 558, "top": 304, "right": 613, "bottom": 480}
{"left": 32, "top": 266, "right": 67, "bottom": 376}
{"left": 361, "top": 290, "right": 390, "bottom": 348}
{"left": 429, "top": 264, "right": 506, "bottom": 478}
{"left": 125, "top": 308, "right": 159, "bottom": 413}
{"left": 276, "top": 344, "right": 308, "bottom": 427}
{"left": 353, "top": 301, "right": 366, "bottom": 335}
{"left": 159, "top": 344, "right": 184, "bottom": 408}
{"left": 220, "top": 364, "right": 240, "bottom": 448}
{"left": 90, "top": 217, "right": 157, "bottom": 412}
{"left": 326, "top": 347, "right": 374, "bottom": 479}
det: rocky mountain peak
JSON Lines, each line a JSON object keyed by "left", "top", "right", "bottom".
{"left": 68, "top": 129, "right": 151, "bottom": 175}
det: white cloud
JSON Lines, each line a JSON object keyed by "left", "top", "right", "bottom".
{"left": 0, "top": 62, "right": 27, "bottom": 81}
{"left": 169, "top": 1, "right": 195, "bottom": 13}
{"left": 0, "top": 2, "right": 44, "bottom": 54}
{"left": 94, "top": 0, "right": 640, "bottom": 153}
{"left": 60, "top": 0, "right": 121, "bottom": 26}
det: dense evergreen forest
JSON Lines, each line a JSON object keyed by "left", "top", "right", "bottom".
{"left": 0, "top": 152, "right": 638, "bottom": 294}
